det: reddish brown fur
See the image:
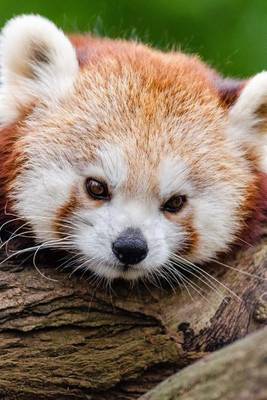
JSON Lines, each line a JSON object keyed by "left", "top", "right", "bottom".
{"left": 238, "top": 172, "right": 267, "bottom": 247}
{"left": 0, "top": 124, "right": 25, "bottom": 213}
{"left": 53, "top": 189, "right": 78, "bottom": 238}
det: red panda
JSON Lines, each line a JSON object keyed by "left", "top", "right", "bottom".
{"left": 0, "top": 14, "right": 267, "bottom": 281}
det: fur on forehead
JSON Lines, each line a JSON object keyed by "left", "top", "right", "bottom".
{"left": 0, "top": 15, "right": 79, "bottom": 126}
{"left": 82, "top": 144, "right": 128, "bottom": 189}
{"left": 159, "top": 157, "right": 194, "bottom": 199}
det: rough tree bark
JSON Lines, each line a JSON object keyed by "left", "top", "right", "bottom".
{"left": 139, "top": 326, "right": 267, "bottom": 400}
{"left": 0, "top": 235, "right": 266, "bottom": 400}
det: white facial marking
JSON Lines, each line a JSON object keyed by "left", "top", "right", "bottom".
{"left": 190, "top": 186, "right": 239, "bottom": 261}
{"left": 98, "top": 144, "right": 128, "bottom": 188}
{"left": 13, "top": 163, "right": 78, "bottom": 242}
{"left": 73, "top": 197, "right": 184, "bottom": 280}
{"left": 80, "top": 144, "right": 127, "bottom": 191}
{"left": 159, "top": 157, "right": 194, "bottom": 199}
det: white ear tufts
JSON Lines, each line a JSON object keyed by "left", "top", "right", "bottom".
{"left": 0, "top": 14, "right": 79, "bottom": 126}
{"left": 229, "top": 71, "right": 267, "bottom": 172}
{"left": 229, "top": 71, "right": 267, "bottom": 133}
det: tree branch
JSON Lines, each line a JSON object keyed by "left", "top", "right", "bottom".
{"left": 0, "top": 237, "right": 266, "bottom": 399}
{"left": 139, "top": 326, "right": 267, "bottom": 400}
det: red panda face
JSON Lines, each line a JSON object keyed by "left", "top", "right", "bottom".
{"left": 0, "top": 16, "right": 266, "bottom": 281}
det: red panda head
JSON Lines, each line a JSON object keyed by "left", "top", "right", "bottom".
{"left": 0, "top": 15, "right": 266, "bottom": 281}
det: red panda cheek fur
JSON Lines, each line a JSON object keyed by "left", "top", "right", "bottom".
{"left": 0, "top": 123, "right": 28, "bottom": 244}
{"left": 237, "top": 171, "right": 267, "bottom": 248}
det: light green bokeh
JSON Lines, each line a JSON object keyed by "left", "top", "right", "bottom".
{"left": 0, "top": 0, "right": 267, "bottom": 77}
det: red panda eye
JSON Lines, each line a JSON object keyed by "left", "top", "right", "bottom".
{"left": 162, "top": 195, "right": 187, "bottom": 213}
{"left": 85, "top": 178, "right": 110, "bottom": 200}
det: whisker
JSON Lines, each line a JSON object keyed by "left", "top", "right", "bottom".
{"left": 171, "top": 252, "right": 242, "bottom": 302}
{"left": 175, "top": 271, "right": 194, "bottom": 302}
{"left": 211, "top": 258, "right": 267, "bottom": 281}
{"left": 32, "top": 242, "right": 59, "bottom": 282}
{"left": 165, "top": 263, "right": 214, "bottom": 305}
{"left": 169, "top": 258, "right": 225, "bottom": 300}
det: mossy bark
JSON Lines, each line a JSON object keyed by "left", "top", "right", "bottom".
{"left": 0, "top": 238, "right": 266, "bottom": 399}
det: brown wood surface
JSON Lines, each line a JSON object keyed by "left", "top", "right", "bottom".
{"left": 139, "top": 326, "right": 267, "bottom": 400}
{"left": 0, "top": 236, "right": 266, "bottom": 399}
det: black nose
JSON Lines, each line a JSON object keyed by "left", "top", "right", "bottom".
{"left": 112, "top": 228, "right": 148, "bottom": 265}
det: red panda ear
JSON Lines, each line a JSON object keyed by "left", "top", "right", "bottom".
{"left": 213, "top": 73, "right": 267, "bottom": 169}
{"left": 229, "top": 72, "right": 267, "bottom": 135}
{"left": 214, "top": 77, "right": 245, "bottom": 108}
{"left": 226, "top": 72, "right": 267, "bottom": 170}
{"left": 0, "top": 15, "right": 79, "bottom": 126}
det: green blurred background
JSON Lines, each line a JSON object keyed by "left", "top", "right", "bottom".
{"left": 1, "top": 0, "right": 267, "bottom": 77}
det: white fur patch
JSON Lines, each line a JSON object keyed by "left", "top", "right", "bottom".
{"left": 13, "top": 163, "right": 78, "bottom": 242}
{"left": 82, "top": 144, "right": 128, "bottom": 189}
{"left": 97, "top": 145, "right": 128, "bottom": 188}
{"left": 229, "top": 71, "right": 267, "bottom": 170}
{"left": 74, "top": 196, "right": 183, "bottom": 280}
{"left": 230, "top": 72, "right": 267, "bottom": 132}
{"left": 0, "top": 14, "right": 79, "bottom": 125}
{"left": 159, "top": 157, "right": 194, "bottom": 199}
{"left": 190, "top": 185, "right": 240, "bottom": 262}
{"left": 229, "top": 71, "right": 267, "bottom": 144}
